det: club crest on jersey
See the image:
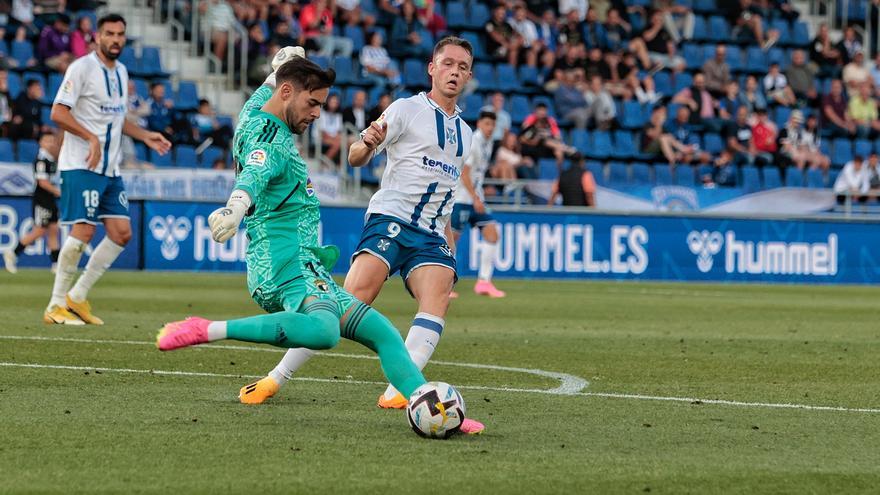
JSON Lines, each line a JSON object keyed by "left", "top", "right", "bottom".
{"left": 246, "top": 149, "right": 267, "bottom": 167}
{"left": 446, "top": 126, "right": 457, "bottom": 146}
{"left": 306, "top": 177, "right": 315, "bottom": 197}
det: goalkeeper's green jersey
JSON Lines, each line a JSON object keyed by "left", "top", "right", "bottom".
{"left": 232, "top": 85, "right": 337, "bottom": 296}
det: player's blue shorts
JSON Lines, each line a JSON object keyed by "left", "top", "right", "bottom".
{"left": 59, "top": 170, "right": 129, "bottom": 225}
{"left": 353, "top": 214, "right": 457, "bottom": 283}
{"left": 450, "top": 203, "right": 496, "bottom": 232}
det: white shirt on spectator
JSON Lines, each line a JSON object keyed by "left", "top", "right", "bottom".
{"left": 336, "top": 0, "right": 360, "bottom": 10}
{"left": 843, "top": 62, "right": 870, "bottom": 86}
{"left": 509, "top": 18, "right": 538, "bottom": 48}
{"left": 318, "top": 111, "right": 342, "bottom": 138}
{"left": 834, "top": 160, "right": 870, "bottom": 194}
{"left": 11, "top": 0, "right": 34, "bottom": 23}
{"left": 559, "top": 0, "right": 588, "bottom": 22}
{"left": 481, "top": 104, "right": 511, "bottom": 142}
{"left": 204, "top": 0, "right": 237, "bottom": 32}
{"left": 763, "top": 73, "right": 788, "bottom": 92}
{"left": 360, "top": 45, "right": 392, "bottom": 74}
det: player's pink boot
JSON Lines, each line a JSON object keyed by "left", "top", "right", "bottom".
{"left": 474, "top": 280, "right": 505, "bottom": 298}
{"left": 156, "top": 317, "right": 211, "bottom": 351}
{"left": 460, "top": 418, "right": 485, "bottom": 435}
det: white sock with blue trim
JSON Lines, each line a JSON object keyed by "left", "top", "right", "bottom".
{"left": 382, "top": 312, "right": 444, "bottom": 400}
{"left": 478, "top": 240, "right": 497, "bottom": 282}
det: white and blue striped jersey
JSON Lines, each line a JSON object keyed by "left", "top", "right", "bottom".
{"left": 455, "top": 128, "right": 493, "bottom": 205}
{"left": 365, "top": 92, "right": 473, "bottom": 239}
{"left": 54, "top": 52, "right": 128, "bottom": 177}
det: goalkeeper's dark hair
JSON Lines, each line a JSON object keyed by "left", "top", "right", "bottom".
{"left": 275, "top": 57, "right": 336, "bottom": 92}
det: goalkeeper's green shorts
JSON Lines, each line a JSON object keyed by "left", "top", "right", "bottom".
{"left": 251, "top": 257, "right": 358, "bottom": 317}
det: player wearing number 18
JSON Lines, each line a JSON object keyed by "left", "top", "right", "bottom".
{"left": 42, "top": 13, "right": 172, "bottom": 325}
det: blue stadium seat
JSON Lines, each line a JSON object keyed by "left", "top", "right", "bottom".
{"left": 175, "top": 145, "right": 198, "bottom": 167}
{"left": 655, "top": 164, "right": 673, "bottom": 185}
{"left": 42, "top": 107, "right": 52, "bottom": 128}
{"left": 118, "top": 46, "right": 137, "bottom": 70}
{"left": 588, "top": 131, "right": 612, "bottom": 160}
{"left": 741, "top": 165, "right": 761, "bottom": 191}
{"left": 199, "top": 146, "right": 223, "bottom": 168}
{"left": 702, "top": 133, "right": 724, "bottom": 154}
{"left": 0, "top": 39, "right": 9, "bottom": 57}
{"left": 473, "top": 63, "right": 498, "bottom": 92}
{"left": 611, "top": 130, "right": 636, "bottom": 159}
{"left": 619, "top": 100, "right": 647, "bottom": 129}
{"left": 138, "top": 46, "right": 168, "bottom": 77}
{"left": 831, "top": 137, "right": 854, "bottom": 167}
{"left": 518, "top": 65, "right": 539, "bottom": 87}
{"left": 762, "top": 167, "right": 782, "bottom": 188}
{"left": 767, "top": 47, "right": 787, "bottom": 69}
{"left": 133, "top": 78, "right": 149, "bottom": 99}
{"left": 726, "top": 46, "right": 744, "bottom": 72}
{"left": 311, "top": 55, "right": 330, "bottom": 70}
{"left": 607, "top": 162, "right": 628, "bottom": 185}
{"left": 150, "top": 149, "right": 173, "bottom": 167}
{"left": 708, "top": 16, "right": 730, "bottom": 42}
{"left": 792, "top": 22, "right": 810, "bottom": 46}
{"left": 538, "top": 158, "right": 558, "bottom": 180}
{"left": 460, "top": 31, "right": 487, "bottom": 61}
{"left": 806, "top": 168, "right": 826, "bottom": 188}
{"left": 683, "top": 43, "right": 703, "bottom": 70}
{"left": 770, "top": 19, "right": 791, "bottom": 46}
{"left": 0, "top": 139, "right": 14, "bottom": 161}
{"left": 673, "top": 73, "right": 693, "bottom": 94}
{"left": 632, "top": 163, "right": 652, "bottom": 184}
{"left": 509, "top": 95, "right": 530, "bottom": 125}
{"left": 7, "top": 72, "right": 21, "bottom": 99}
{"left": 497, "top": 64, "right": 519, "bottom": 93}
{"left": 333, "top": 57, "right": 354, "bottom": 84}
{"left": 571, "top": 129, "right": 591, "bottom": 152}
{"left": 16, "top": 140, "right": 38, "bottom": 161}
{"left": 445, "top": 1, "right": 467, "bottom": 30}
{"left": 461, "top": 93, "right": 483, "bottom": 121}
{"left": 675, "top": 166, "right": 695, "bottom": 186}
{"left": 854, "top": 139, "right": 873, "bottom": 158}
{"left": 47, "top": 73, "right": 63, "bottom": 101}
{"left": 693, "top": 0, "right": 716, "bottom": 14}
{"left": 11, "top": 41, "right": 34, "bottom": 68}
{"left": 175, "top": 81, "right": 199, "bottom": 111}
{"left": 586, "top": 161, "right": 604, "bottom": 185}
{"left": 785, "top": 167, "right": 805, "bottom": 187}
{"left": 745, "top": 46, "right": 768, "bottom": 73}
{"left": 465, "top": 3, "right": 490, "bottom": 30}
{"left": 653, "top": 71, "right": 672, "bottom": 95}
{"left": 403, "top": 59, "right": 430, "bottom": 88}
{"left": 134, "top": 143, "right": 147, "bottom": 162}
{"left": 691, "top": 15, "right": 708, "bottom": 41}
{"left": 774, "top": 106, "right": 791, "bottom": 129}
{"left": 343, "top": 25, "right": 365, "bottom": 52}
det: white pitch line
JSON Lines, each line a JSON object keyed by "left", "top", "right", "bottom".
{"left": 0, "top": 334, "right": 588, "bottom": 395}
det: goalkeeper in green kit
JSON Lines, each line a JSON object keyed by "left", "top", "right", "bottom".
{"left": 156, "top": 49, "right": 427, "bottom": 403}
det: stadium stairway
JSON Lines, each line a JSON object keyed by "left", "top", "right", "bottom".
{"left": 105, "top": 0, "right": 245, "bottom": 117}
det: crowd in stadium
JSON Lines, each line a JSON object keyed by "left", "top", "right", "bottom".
{"left": 4, "top": 0, "right": 880, "bottom": 203}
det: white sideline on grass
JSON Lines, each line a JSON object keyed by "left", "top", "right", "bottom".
{"left": 2, "top": 335, "right": 879, "bottom": 414}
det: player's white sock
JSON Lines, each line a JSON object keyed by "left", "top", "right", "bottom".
{"left": 48, "top": 236, "right": 86, "bottom": 309}
{"left": 383, "top": 312, "right": 444, "bottom": 400}
{"left": 207, "top": 321, "right": 227, "bottom": 341}
{"left": 269, "top": 348, "right": 317, "bottom": 384}
{"left": 68, "top": 238, "right": 124, "bottom": 303}
{"left": 478, "top": 240, "right": 497, "bottom": 282}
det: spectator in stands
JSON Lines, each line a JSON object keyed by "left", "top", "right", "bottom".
{"left": 0, "top": 70, "right": 12, "bottom": 135}
{"left": 481, "top": 92, "right": 512, "bottom": 144}
{"left": 10, "top": 0, "right": 39, "bottom": 39}
{"left": 728, "top": 0, "right": 775, "bottom": 48}
{"left": 146, "top": 83, "right": 175, "bottom": 141}
{"left": 727, "top": 106, "right": 756, "bottom": 167}
{"left": 838, "top": 25, "right": 863, "bottom": 64}
{"left": 751, "top": 108, "right": 777, "bottom": 167}
{"left": 822, "top": 79, "right": 855, "bottom": 137}
{"left": 301, "top": 0, "right": 353, "bottom": 57}
{"left": 375, "top": 0, "right": 400, "bottom": 25}
{"left": 583, "top": 47, "right": 612, "bottom": 81}
{"left": 360, "top": 31, "right": 401, "bottom": 89}
{"left": 38, "top": 13, "right": 72, "bottom": 73}
{"left": 336, "top": 0, "right": 374, "bottom": 29}
{"left": 704, "top": 149, "right": 737, "bottom": 187}
{"left": 843, "top": 51, "right": 870, "bottom": 90}
{"left": 200, "top": 0, "right": 237, "bottom": 64}
{"left": 485, "top": 3, "right": 523, "bottom": 67}
{"left": 211, "top": 158, "right": 227, "bottom": 170}
{"left": 785, "top": 50, "right": 817, "bottom": 105}
{"left": 314, "top": 93, "right": 342, "bottom": 161}
{"left": 655, "top": 0, "right": 695, "bottom": 43}
{"left": 537, "top": 9, "right": 559, "bottom": 55}
{"left": 493, "top": 131, "right": 535, "bottom": 181}
{"left": 581, "top": 7, "right": 608, "bottom": 51}
{"left": 368, "top": 92, "right": 391, "bottom": 123}
{"left": 871, "top": 52, "right": 880, "bottom": 90}
{"left": 9, "top": 79, "right": 43, "bottom": 140}
{"left": 702, "top": 44, "right": 731, "bottom": 97}
{"left": 603, "top": 8, "right": 631, "bottom": 53}
{"left": 69, "top": 15, "right": 95, "bottom": 59}
{"left": 811, "top": 23, "right": 841, "bottom": 76}
{"left": 389, "top": 0, "right": 430, "bottom": 59}
{"left": 621, "top": 71, "right": 661, "bottom": 105}
{"left": 867, "top": 152, "right": 880, "bottom": 191}
{"left": 738, "top": 75, "right": 767, "bottom": 113}
{"left": 629, "top": 9, "right": 685, "bottom": 72}
{"left": 509, "top": 4, "right": 540, "bottom": 67}
{"left": 778, "top": 110, "right": 830, "bottom": 171}
{"left": 718, "top": 80, "right": 740, "bottom": 122}
{"left": 126, "top": 80, "right": 150, "bottom": 128}
{"left": 270, "top": 18, "right": 303, "bottom": 48}
{"left": 584, "top": 74, "right": 616, "bottom": 129}
{"left": 193, "top": 99, "right": 233, "bottom": 150}
{"left": 834, "top": 154, "right": 869, "bottom": 204}
{"left": 666, "top": 106, "right": 710, "bottom": 166}
{"left": 559, "top": 0, "right": 588, "bottom": 22}
{"left": 246, "top": 23, "right": 270, "bottom": 86}
{"left": 674, "top": 71, "right": 723, "bottom": 130}
{"left": 519, "top": 102, "right": 575, "bottom": 165}
{"left": 554, "top": 70, "right": 589, "bottom": 129}
{"left": 548, "top": 158, "right": 596, "bottom": 207}
{"left": 848, "top": 81, "right": 880, "bottom": 138}
{"left": 763, "top": 62, "right": 796, "bottom": 107}
{"left": 343, "top": 89, "right": 367, "bottom": 131}
{"left": 417, "top": 0, "right": 446, "bottom": 37}
{"left": 641, "top": 105, "right": 686, "bottom": 167}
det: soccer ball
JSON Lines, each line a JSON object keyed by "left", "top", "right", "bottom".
{"left": 406, "top": 382, "right": 466, "bottom": 439}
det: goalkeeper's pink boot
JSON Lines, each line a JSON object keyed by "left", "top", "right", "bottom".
{"left": 156, "top": 317, "right": 211, "bottom": 351}
{"left": 460, "top": 418, "right": 485, "bottom": 435}
{"left": 474, "top": 280, "right": 505, "bottom": 298}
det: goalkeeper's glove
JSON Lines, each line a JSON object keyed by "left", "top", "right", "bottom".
{"left": 208, "top": 189, "right": 251, "bottom": 243}
{"left": 263, "top": 46, "right": 306, "bottom": 87}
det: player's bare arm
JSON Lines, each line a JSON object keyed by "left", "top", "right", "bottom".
{"left": 122, "top": 119, "right": 171, "bottom": 156}
{"left": 50, "top": 103, "right": 101, "bottom": 170}
{"left": 349, "top": 120, "right": 387, "bottom": 166}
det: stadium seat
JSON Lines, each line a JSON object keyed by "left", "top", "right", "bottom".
{"left": 611, "top": 130, "right": 636, "bottom": 159}
{"left": 691, "top": 15, "right": 708, "bottom": 42}
{"left": 745, "top": 46, "right": 768, "bottom": 73}
{"left": 473, "top": 63, "right": 498, "bottom": 92}
{"left": 461, "top": 93, "right": 483, "bottom": 122}
{"left": 538, "top": 158, "right": 558, "bottom": 180}
{"left": 0, "top": 39, "right": 8, "bottom": 57}
{"left": 518, "top": 65, "right": 539, "bottom": 87}
{"left": 792, "top": 22, "right": 810, "bottom": 46}
{"left": 310, "top": 55, "right": 330, "bottom": 70}
{"left": 632, "top": 163, "right": 652, "bottom": 185}
{"left": 138, "top": 46, "right": 169, "bottom": 78}
{"left": 0, "top": 138, "right": 14, "bottom": 162}
{"left": 118, "top": 46, "right": 137, "bottom": 70}
{"left": 333, "top": 57, "right": 355, "bottom": 84}
{"left": 785, "top": 167, "right": 805, "bottom": 187}
{"left": 460, "top": 31, "right": 487, "bottom": 61}
{"left": 774, "top": 106, "right": 791, "bottom": 129}
{"left": 465, "top": 3, "right": 490, "bottom": 30}
{"left": 763, "top": 167, "right": 782, "bottom": 188}
{"left": 708, "top": 16, "right": 730, "bottom": 42}
{"left": 655, "top": 164, "right": 673, "bottom": 185}
{"left": 767, "top": 48, "right": 787, "bottom": 69}
{"left": 509, "top": 95, "right": 530, "bottom": 125}
{"left": 806, "top": 168, "right": 826, "bottom": 188}
{"left": 11, "top": 41, "right": 34, "bottom": 68}
{"left": 675, "top": 166, "right": 695, "bottom": 186}
{"left": 134, "top": 143, "right": 147, "bottom": 162}
{"left": 831, "top": 137, "right": 854, "bottom": 167}
{"left": 150, "top": 149, "right": 173, "bottom": 167}
{"left": 619, "top": 100, "right": 647, "bottom": 129}
{"left": 608, "top": 162, "right": 628, "bottom": 185}
{"left": 571, "top": 129, "right": 590, "bottom": 152}
{"left": 725, "top": 46, "right": 744, "bottom": 72}
{"left": 403, "top": 59, "right": 430, "bottom": 88}
{"left": 854, "top": 139, "right": 872, "bottom": 158}
{"left": 770, "top": 20, "right": 791, "bottom": 46}
{"left": 653, "top": 71, "right": 672, "bottom": 95}
{"left": 741, "top": 165, "right": 761, "bottom": 191}
{"left": 693, "top": 0, "right": 716, "bottom": 14}
{"left": 683, "top": 43, "right": 703, "bottom": 70}
{"left": 702, "top": 133, "right": 724, "bottom": 154}
{"left": 199, "top": 146, "right": 223, "bottom": 168}
{"left": 133, "top": 78, "right": 149, "bottom": 99}
{"left": 15, "top": 140, "right": 38, "bottom": 162}
{"left": 586, "top": 161, "right": 604, "bottom": 185}
{"left": 588, "top": 131, "right": 612, "bottom": 160}
{"left": 497, "top": 64, "right": 519, "bottom": 93}
{"left": 175, "top": 145, "right": 198, "bottom": 167}
{"left": 343, "top": 25, "right": 365, "bottom": 52}
{"left": 175, "top": 81, "right": 199, "bottom": 111}
{"left": 445, "top": 1, "right": 466, "bottom": 30}
{"left": 672, "top": 73, "right": 693, "bottom": 94}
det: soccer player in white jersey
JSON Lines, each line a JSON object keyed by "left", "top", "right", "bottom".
{"left": 43, "top": 13, "right": 171, "bottom": 325}
{"left": 239, "top": 36, "right": 484, "bottom": 434}
{"left": 450, "top": 110, "right": 505, "bottom": 298}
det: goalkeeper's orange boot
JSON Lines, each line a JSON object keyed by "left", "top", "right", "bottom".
{"left": 239, "top": 376, "right": 280, "bottom": 404}
{"left": 65, "top": 294, "right": 104, "bottom": 325}
{"left": 377, "top": 392, "right": 408, "bottom": 409}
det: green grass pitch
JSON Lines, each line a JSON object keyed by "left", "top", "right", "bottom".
{"left": 1, "top": 270, "right": 879, "bottom": 494}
